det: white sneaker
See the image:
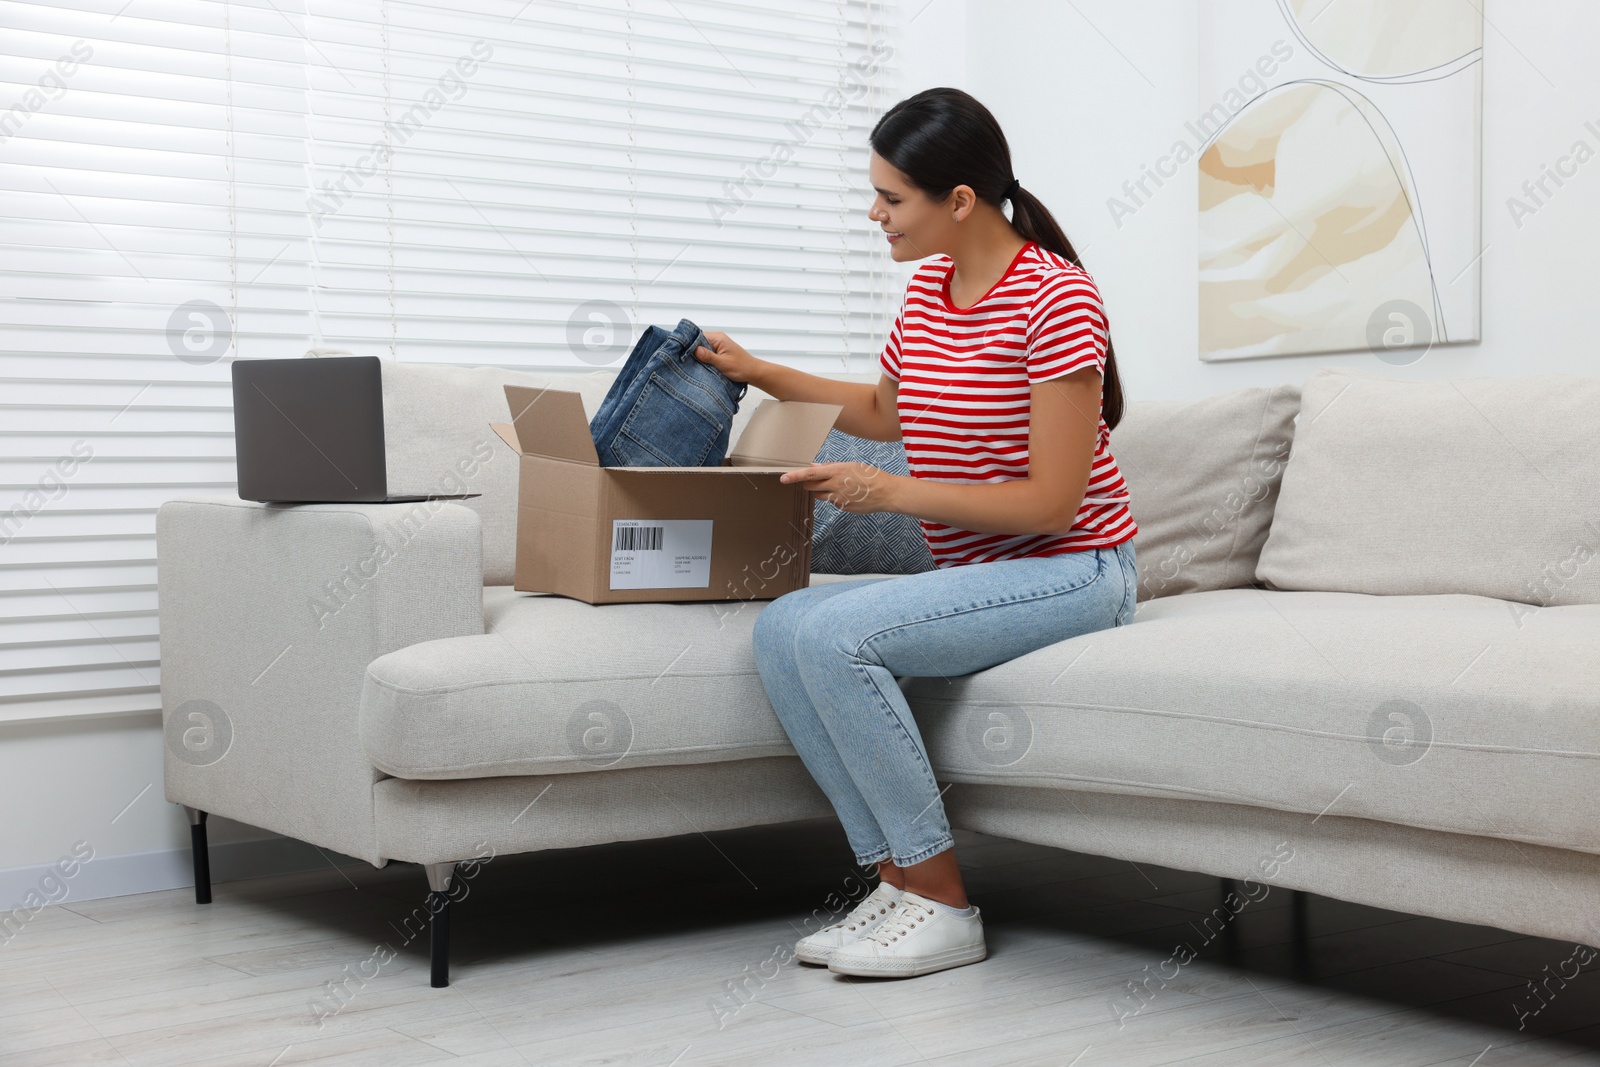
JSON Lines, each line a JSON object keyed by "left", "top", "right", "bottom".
{"left": 826, "top": 890, "right": 986, "bottom": 978}
{"left": 794, "top": 882, "right": 904, "bottom": 965}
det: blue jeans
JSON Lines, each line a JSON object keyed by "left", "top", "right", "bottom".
{"left": 752, "top": 540, "right": 1137, "bottom": 867}
{"left": 588, "top": 318, "right": 747, "bottom": 467}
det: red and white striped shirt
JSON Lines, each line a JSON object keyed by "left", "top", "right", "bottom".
{"left": 880, "top": 239, "right": 1137, "bottom": 567}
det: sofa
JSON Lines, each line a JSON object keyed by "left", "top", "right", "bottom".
{"left": 157, "top": 361, "right": 1600, "bottom": 987}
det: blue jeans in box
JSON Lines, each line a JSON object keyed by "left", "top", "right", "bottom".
{"left": 751, "top": 540, "right": 1137, "bottom": 868}
{"left": 588, "top": 318, "right": 748, "bottom": 467}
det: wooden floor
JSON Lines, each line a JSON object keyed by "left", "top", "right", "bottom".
{"left": 6, "top": 820, "right": 1600, "bottom": 1066}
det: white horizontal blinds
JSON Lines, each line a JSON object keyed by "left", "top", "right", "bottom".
{"left": 304, "top": 0, "right": 897, "bottom": 374}
{"left": 0, "top": 0, "right": 895, "bottom": 723}
{"left": 0, "top": 0, "right": 313, "bottom": 721}
{"left": 856, "top": 0, "right": 896, "bottom": 366}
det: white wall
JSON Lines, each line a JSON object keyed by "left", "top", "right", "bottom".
{"left": 961, "top": 0, "right": 1599, "bottom": 401}
{"left": 898, "top": 0, "right": 969, "bottom": 98}
{"left": 0, "top": 714, "right": 305, "bottom": 907}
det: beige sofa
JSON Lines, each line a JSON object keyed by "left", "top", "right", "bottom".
{"left": 157, "top": 363, "right": 1600, "bottom": 987}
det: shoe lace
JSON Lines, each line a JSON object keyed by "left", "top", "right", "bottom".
{"left": 862, "top": 899, "right": 935, "bottom": 945}
{"left": 824, "top": 889, "right": 899, "bottom": 934}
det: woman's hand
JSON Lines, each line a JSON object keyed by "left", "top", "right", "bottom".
{"left": 780, "top": 462, "right": 904, "bottom": 514}
{"left": 693, "top": 331, "right": 763, "bottom": 384}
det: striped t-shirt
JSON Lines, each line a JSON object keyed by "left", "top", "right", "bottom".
{"left": 879, "top": 239, "right": 1138, "bottom": 567}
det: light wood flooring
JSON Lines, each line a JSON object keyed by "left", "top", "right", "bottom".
{"left": 5, "top": 820, "right": 1600, "bottom": 1066}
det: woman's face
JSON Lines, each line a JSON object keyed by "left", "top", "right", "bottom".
{"left": 868, "top": 151, "right": 954, "bottom": 262}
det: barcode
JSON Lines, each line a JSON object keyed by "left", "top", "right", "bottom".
{"left": 614, "top": 525, "right": 664, "bottom": 552}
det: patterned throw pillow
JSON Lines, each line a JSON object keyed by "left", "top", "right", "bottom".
{"left": 809, "top": 429, "right": 936, "bottom": 575}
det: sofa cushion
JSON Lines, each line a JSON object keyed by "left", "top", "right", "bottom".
{"left": 903, "top": 587, "right": 1600, "bottom": 856}
{"left": 1113, "top": 383, "right": 1301, "bottom": 601}
{"left": 1256, "top": 367, "right": 1600, "bottom": 605}
{"left": 359, "top": 576, "right": 878, "bottom": 779}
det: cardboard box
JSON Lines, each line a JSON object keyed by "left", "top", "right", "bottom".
{"left": 490, "top": 384, "right": 842, "bottom": 604}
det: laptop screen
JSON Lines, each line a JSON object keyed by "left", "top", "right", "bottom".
{"left": 232, "top": 356, "right": 388, "bottom": 503}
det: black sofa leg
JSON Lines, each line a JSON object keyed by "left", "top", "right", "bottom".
{"left": 185, "top": 807, "right": 211, "bottom": 905}
{"left": 425, "top": 862, "right": 457, "bottom": 988}
{"left": 1291, "top": 889, "right": 1311, "bottom": 977}
{"left": 1219, "top": 878, "right": 1241, "bottom": 962}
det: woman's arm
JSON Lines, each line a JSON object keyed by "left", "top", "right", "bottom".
{"left": 782, "top": 368, "right": 1103, "bottom": 536}
{"left": 755, "top": 363, "right": 902, "bottom": 442}
{"left": 695, "top": 331, "right": 900, "bottom": 441}
{"left": 789, "top": 270, "right": 1110, "bottom": 535}
{"left": 896, "top": 370, "right": 1100, "bottom": 533}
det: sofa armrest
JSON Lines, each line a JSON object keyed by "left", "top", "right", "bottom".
{"left": 157, "top": 496, "right": 484, "bottom": 863}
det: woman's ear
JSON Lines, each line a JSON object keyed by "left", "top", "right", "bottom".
{"left": 950, "top": 184, "right": 977, "bottom": 221}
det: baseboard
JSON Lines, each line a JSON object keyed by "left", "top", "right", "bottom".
{"left": 0, "top": 836, "right": 369, "bottom": 909}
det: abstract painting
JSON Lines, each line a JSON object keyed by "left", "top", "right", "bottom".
{"left": 1198, "top": 0, "right": 1483, "bottom": 361}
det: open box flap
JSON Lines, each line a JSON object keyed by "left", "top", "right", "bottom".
{"left": 728, "top": 400, "right": 843, "bottom": 468}
{"left": 503, "top": 384, "right": 599, "bottom": 465}
{"left": 489, "top": 422, "right": 520, "bottom": 454}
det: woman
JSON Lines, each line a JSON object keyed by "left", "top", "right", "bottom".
{"left": 693, "top": 87, "right": 1139, "bottom": 980}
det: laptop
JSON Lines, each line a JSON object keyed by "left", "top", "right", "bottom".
{"left": 232, "top": 356, "right": 434, "bottom": 503}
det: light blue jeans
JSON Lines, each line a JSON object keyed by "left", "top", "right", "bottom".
{"left": 752, "top": 540, "right": 1137, "bottom": 868}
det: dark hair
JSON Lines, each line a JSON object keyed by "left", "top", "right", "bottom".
{"left": 869, "top": 87, "right": 1126, "bottom": 431}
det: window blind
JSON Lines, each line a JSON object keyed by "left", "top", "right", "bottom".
{"left": 0, "top": 0, "right": 899, "bottom": 723}
{"left": 0, "top": 0, "right": 315, "bottom": 723}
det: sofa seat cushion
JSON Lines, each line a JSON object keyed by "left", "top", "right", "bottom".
{"left": 359, "top": 578, "right": 881, "bottom": 779}
{"left": 904, "top": 588, "right": 1600, "bottom": 856}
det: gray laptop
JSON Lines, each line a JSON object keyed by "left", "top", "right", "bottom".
{"left": 232, "top": 356, "right": 430, "bottom": 503}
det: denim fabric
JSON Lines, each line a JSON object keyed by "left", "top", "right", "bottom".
{"left": 752, "top": 540, "right": 1137, "bottom": 867}
{"left": 588, "top": 318, "right": 748, "bottom": 467}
